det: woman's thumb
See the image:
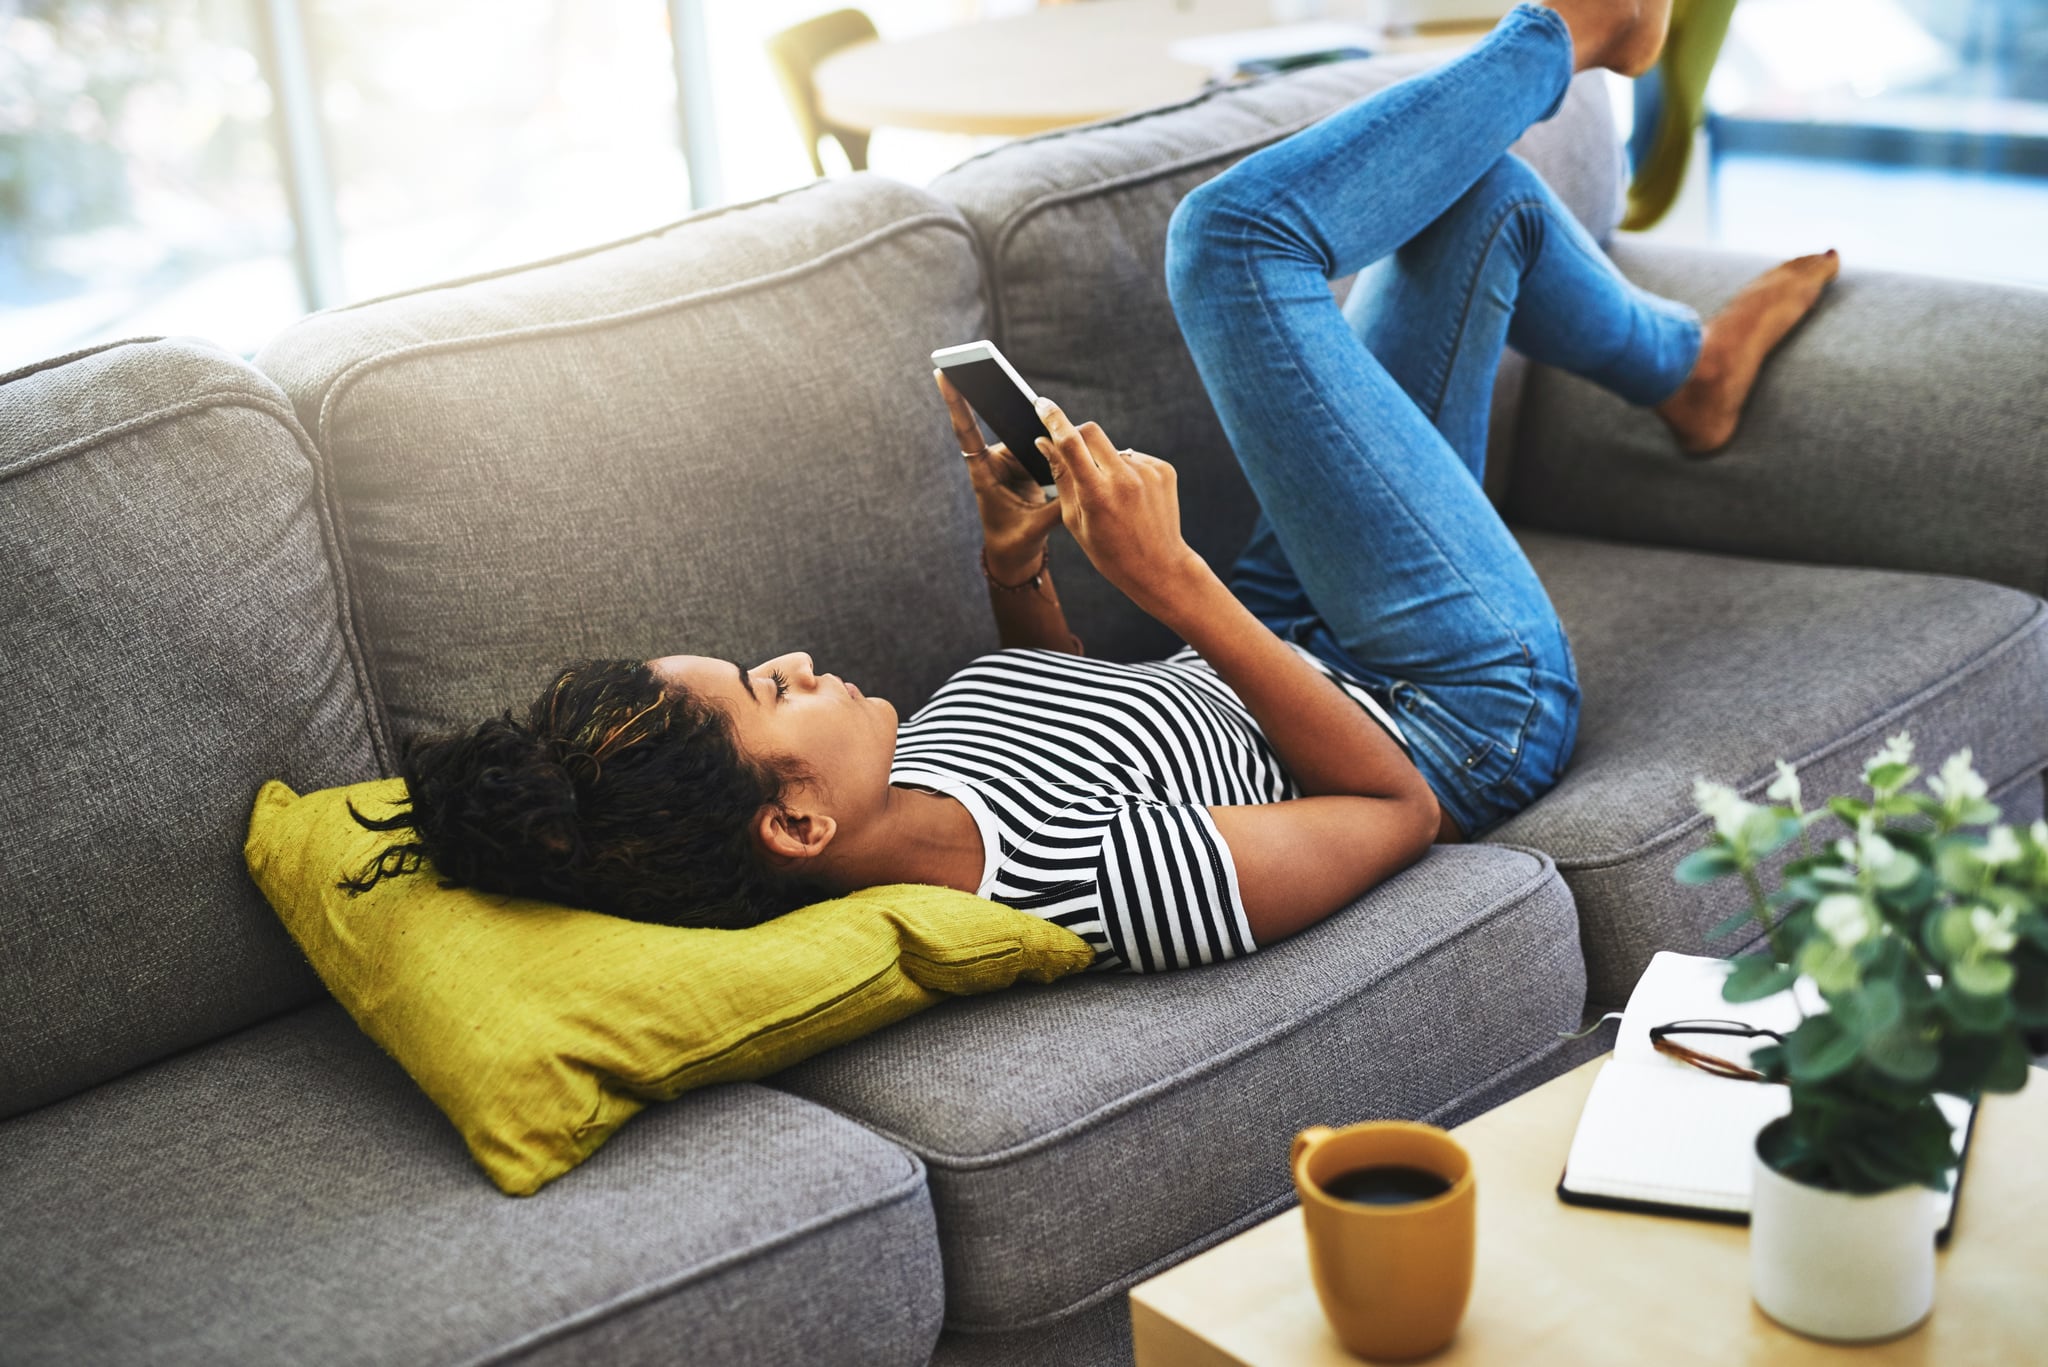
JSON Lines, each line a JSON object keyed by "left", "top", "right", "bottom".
{"left": 1036, "top": 436, "right": 1068, "bottom": 485}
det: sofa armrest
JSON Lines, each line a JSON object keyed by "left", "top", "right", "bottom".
{"left": 1505, "top": 239, "right": 2048, "bottom": 597}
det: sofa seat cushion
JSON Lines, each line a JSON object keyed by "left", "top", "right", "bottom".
{"left": 770, "top": 844, "right": 1580, "bottom": 1332}
{"left": 1491, "top": 530, "right": 2048, "bottom": 1005}
{"left": 0, "top": 1003, "right": 943, "bottom": 1367}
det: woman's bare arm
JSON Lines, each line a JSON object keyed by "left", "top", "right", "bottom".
{"left": 983, "top": 550, "right": 1081, "bottom": 654}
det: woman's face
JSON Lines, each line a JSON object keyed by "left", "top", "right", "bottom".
{"left": 645, "top": 650, "right": 898, "bottom": 823}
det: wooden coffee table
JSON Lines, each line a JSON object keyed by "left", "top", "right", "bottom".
{"left": 1130, "top": 1057, "right": 2046, "bottom": 1365}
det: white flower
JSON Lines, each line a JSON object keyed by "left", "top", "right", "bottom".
{"left": 2032, "top": 819, "right": 2048, "bottom": 851}
{"left": 1863, "top": 732, "right": 1914, "bottom": 781}
{"left": 1851, "top": 814, "right": 1897, "bottom": 871}
{"left": 1929, "top": 748, "right": 1989, "bottom": 807}
{"left": 1693, "top": 777, "right": 1759, "bottom": 840}
{"left": 1969, "top": 904, "right": 2019, "bottom": 954}
{"left": 1816, "top": 893, "right": 1876, "bottom": 948}
{"left": 1765, "top": 759, "right": 1802, "bottom": 809}
{"left": 1978, "top": 825, "right": 2023, "bottom": 866}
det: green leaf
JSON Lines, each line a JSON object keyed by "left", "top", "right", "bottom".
{"left": 1982, "top": 1033, "right": 2032, "bottom": 1092}
{"left": 1935, "top": 840, "right": 1983, "bottom": 891}
{"left": 1722, "top": 955, "right": 1798, "bottom": 1003}
{"left": 1940, "top": 980, "right": 2013, "bottom": 1032}
{"left": 1675, "top": 846, "right": 1739, "bottom": 885}
{"left": 1797, "top": 939, "right": 1861, "bottom": 995}
{"left": 1866, "top": 761, "right": 1917, "bottom": 793}
{"left": 1829, "top": 796, "right": 1871, "bottom": 825}
{"left": 1876, "top": 793, "right": 1932, "bottom": 821}
{"left": 1958, "top": 797, "right": 2003, "bottom": 827}
{"left": 1951, "top": 954, "right": 2015, "bottom": 998}
{"left": 1865, "top": 1028, "right": 1940, "bottom": 1084}
{"left": 1786, "top": 1015, "right": 1861, "bottom": 1081}
{"left": 1873, "top": 850, "right": 1922, "bottom": 890}
{"left": 1744, "top": 810, "right": 1802, "bottom": 857}
{"left": 1836, "top": 977, "right": 1905, "bottom": 1038}
{"left": 1929, "top": 906, "right": 1978, "bottom": 964}
{"left": 1706, "top": 906, "right": 1764, "bottom": 942}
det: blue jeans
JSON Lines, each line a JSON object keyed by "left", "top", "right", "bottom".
{"left": 1164, "top": 3, "right": 1701, "bottom": 839}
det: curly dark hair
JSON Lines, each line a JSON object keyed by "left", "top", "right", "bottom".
{"left": 340, "top": 659, "right": 832, "bottom": 928}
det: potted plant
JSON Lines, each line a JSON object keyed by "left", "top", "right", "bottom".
{"left": 1680, "top": 732, "right": 2048, "bottom": 1341}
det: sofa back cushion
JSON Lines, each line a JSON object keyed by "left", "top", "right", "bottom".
{"left": 0, "top": 339, "right": 386, "bottom": 1118}
{"left": 257, "top": 176, "right": 994, "bottom": 741}
{"left": 932, "top": 59, "right": 1620, "bottom": 661}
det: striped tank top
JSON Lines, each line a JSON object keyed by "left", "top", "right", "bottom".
{"left": 888, "top": 645, "right": 1408, "bottom": 973}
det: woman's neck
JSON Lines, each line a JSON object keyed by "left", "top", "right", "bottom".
{"left": 820, "top": 784, "right": 986, "bottom": 896}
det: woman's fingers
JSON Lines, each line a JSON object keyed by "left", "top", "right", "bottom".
{"left": 1034, "top": 397, "right": 1101, "bottom": 481}
{"left": 1021, "top": 494, "right": 1064, "bottom": 539}
{"left": 1078, "top": 420, "right": 1122, "bottom": 468}
{"left": 934, "top": 370, "right": 987, "bottom": 456}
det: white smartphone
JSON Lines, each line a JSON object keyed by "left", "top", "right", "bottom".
{"left": 931, "top": 339, "right": 1058, "bottom": 495}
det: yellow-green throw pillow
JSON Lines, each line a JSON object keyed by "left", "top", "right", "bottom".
{"left": 245, "top": 777, "right": 1093, "bottom": 1196}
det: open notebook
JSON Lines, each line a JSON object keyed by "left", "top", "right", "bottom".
{"left": 1558, "top": 951, "right": 1976, "bottom": 1243}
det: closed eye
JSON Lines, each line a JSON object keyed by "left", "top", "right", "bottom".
{"left": 770, "top": 669, "right": 790, "bottom": 701}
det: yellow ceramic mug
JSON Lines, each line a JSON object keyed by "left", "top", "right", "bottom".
{"left": 1291, "top": 1120, "right": 1476, "bottom": 1361}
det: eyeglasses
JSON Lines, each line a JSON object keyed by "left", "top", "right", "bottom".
{"left": 1647, "top": 1019, "right": 1786, "bottom": 1083}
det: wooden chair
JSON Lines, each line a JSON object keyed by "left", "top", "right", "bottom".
{"left": 765, "top": 8, "right": 878, "bottom": 177}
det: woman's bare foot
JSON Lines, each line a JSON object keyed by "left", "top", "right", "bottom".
{"left": 1543, "top": 0, "right": 1673, "bottom": 76}
{"left": 1656, "top": 250, "right": 1841, "bottom": 457}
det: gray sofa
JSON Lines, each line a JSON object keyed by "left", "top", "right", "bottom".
{"left": 4, "top": 57, "right": 2045, "bottom": 1367}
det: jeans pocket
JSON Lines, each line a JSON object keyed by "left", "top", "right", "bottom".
{"left": 1385, "top": 679, "right": 1524, "bottom": 795}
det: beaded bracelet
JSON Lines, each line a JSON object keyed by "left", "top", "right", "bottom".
{"left": 980, "top": 544, "right": 1049, "bottom": 593}
{"left": 979, "top": 546, "right": 1085, "bottom": 655}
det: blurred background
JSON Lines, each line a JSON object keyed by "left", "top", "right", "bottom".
{"left": 4, "top": 0, "right": 2045, "bottom": 374}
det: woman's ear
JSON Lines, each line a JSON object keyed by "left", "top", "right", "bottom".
{"left": 753, "top": 802, "right": 837, "bottom": 865}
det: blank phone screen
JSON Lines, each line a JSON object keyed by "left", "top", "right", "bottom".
{"left": 940, "top": 358, "right": 1056, "bottom": 488}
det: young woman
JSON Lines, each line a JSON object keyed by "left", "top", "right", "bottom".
{"left": 355, "top": 0, "right": 1836, "bottom": 973}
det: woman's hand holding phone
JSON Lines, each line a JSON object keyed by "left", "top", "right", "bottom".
{"left": 1031, "top": 399, "right": 1218, "bottom": 625}
{"left": 935, "top": 371, "right": 1063, "bottom": 579}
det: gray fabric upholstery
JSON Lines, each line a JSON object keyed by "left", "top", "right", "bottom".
{"left": 933, "top": 1297, "right": 1136, "bottom": 1367}
{"left": 1509, "top": 240, "right": 2048, "bottom": 598}
{"left": 931, "top": 62, "right": 1620, "bottom": 662}
{"left": 0, "top": 1002, "right": 944, "bottom": 1367}
{"left": 1491, "top": 530, "right": 2048, "bottom": 1004}
{"left": 256, "top": 176, "right": 995, "bottom": 739}
{"left": 0, "top": 338, "right": 384, "bottom": 1119}
{"left": 771, "top": 844, "right": 1579, "bottom": 1332}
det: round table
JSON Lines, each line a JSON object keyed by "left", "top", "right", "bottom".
{"left": 813, "top": 0, "right": 1492, "bottom": 137}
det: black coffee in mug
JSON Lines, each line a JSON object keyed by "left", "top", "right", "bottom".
{"left": 1320, "top": 1163, "right": 1452, "bottom": 1206}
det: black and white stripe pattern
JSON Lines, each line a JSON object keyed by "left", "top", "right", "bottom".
{"left": 890, "top": 645, "right": 1408, "bottom": 973}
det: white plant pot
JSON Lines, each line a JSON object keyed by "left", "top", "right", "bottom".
{"left": 1750, "top": 1143, "right": 1939, "bottom": 1342}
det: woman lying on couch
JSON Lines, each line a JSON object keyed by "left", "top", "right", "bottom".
{"left": 352, "top": 0, "right": 1834, "bottom": 972}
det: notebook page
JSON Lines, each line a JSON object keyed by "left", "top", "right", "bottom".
{"left": 1562, "top": 1060, "right": 1790, "bottom": 1211}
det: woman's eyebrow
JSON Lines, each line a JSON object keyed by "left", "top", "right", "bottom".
{"left": 734, "top": 661, "right": 760, "bottom": 704}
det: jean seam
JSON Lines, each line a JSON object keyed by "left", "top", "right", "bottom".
{"left": 1423, "top": 191, "right": 1550, "bottom": 429}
